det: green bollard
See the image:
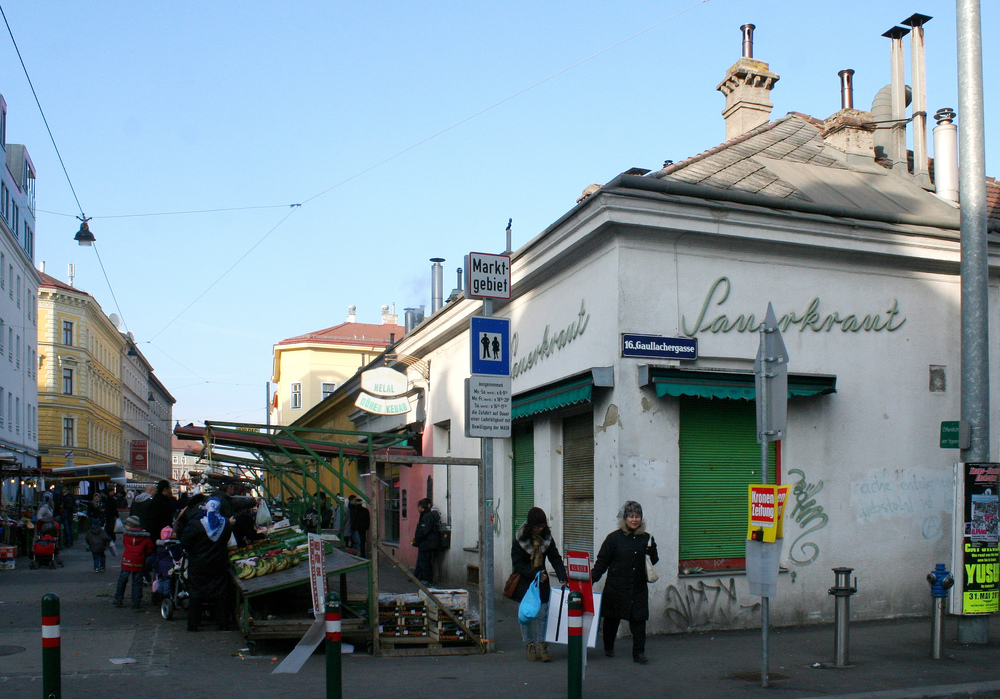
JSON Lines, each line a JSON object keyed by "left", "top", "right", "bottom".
{"left": 567, "top": 590, "right": 583, "bottom": 699}
{"left": 41, "top": 593, "right": 61, "bottom": 699}
{"left": 325, "top": 591, "right": 342, "bottom": 699}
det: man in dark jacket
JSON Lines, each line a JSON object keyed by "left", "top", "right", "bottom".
{"left": 412, "top": 498, "right": 440, "bottom": 586}
{"left": 348, "top": 495, "right": 371, "bottom": 557}
{"left": 591, "top": 500, "right": 658, "bottom": 664}
{"left": 146, "top": 480, "right": 177, "bottom": 544}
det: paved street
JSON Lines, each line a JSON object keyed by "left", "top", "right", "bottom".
{"left": 3, "top": 543, "right": 1000, "bottom": 698}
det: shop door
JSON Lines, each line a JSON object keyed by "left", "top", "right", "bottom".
{"left": 679, "top": 396, "right": 776, "bottom": 570}
{"left": 562, "top": 412, "right": 594, "bottom": 554}
{"left": 511, "top": 424, "right": 534, "bottom": 537}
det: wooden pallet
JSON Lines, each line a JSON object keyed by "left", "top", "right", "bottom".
{"left": 377, "top": 634, "right": 481, "bottom": 657}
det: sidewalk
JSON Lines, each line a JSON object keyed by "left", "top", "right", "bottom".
{"left": 2, "top": 542, "right": 1000, "bottom": 698}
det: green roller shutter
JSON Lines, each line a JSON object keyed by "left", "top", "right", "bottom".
{"left": 562, "top": 412, "right": 594, "bottom": 555}
{"left": 679, "top": 396, "right": 776, "bottom": 564}
{"left": 511, "top": 424, "right": 534, "bottom": 536}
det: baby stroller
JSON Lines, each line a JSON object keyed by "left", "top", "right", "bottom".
{"left": 160, "top": 547, "right": 190, "bottom": 620}
{"left": 30, "top": 519, "right": 63, "bottom": 569}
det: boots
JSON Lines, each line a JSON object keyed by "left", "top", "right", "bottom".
{"left": 525, "top": 643, "right": 537, "bottom": 661}
{"left": 537, "top": 642, "right": 552, "bottom": 662}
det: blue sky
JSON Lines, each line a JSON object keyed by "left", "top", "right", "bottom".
{"left": 0, "top": 0, "right": 995, "bottom": 426}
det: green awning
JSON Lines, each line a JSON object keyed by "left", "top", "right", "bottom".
{"left": 512, "top": 368, "right": 613, "bottom": 420}
{"left": 647, "top": 367, "right": 836, "bottom": 401}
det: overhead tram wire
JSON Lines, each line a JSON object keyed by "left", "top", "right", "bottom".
{"left": 145, "top": 0, "right": 712, "bottom": 342}
{"left": 1, "top": 2, "right": 131, "bottom": 330}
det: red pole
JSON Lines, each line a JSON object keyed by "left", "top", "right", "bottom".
{"left": 567, "top": 591, "right": 583, "bottom": 699}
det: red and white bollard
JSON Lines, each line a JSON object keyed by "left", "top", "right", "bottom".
{"left": 42, "top": 592, "right": 61, "bottom": 698}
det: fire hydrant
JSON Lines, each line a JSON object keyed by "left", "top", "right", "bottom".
{"left": 926, "top": 563, "right": 954, "bottom": 659}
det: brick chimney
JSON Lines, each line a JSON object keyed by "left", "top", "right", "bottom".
{"left": 717, "top": 24, "right": 780, "bottom": 141}
{"left": 821, "top": 70, "right": 876, "bottom": 164}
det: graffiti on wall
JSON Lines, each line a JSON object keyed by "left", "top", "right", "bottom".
{"left": 850, "top": 467, "right": 952, "bottom": 541}
{"left": 786, "top": 468, "right": 829, "bottom": 565}
{"left": 664, "top": 577, "right": 756, "bottom": 629}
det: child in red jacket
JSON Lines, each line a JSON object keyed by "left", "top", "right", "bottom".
{"left": 113, "top": 515, "right": 155, "bottom": 609}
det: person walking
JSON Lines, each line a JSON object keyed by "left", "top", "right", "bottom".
{"left": 591, "top": 500, "right": 658, "bottom": 664}
{"left": 181, "top": 497, "right": 234, "bottom": 632}
{"left": 412, "top": 498, "right": 441, "bottom": 586}
{"left": 85, "top": 518, "right": 116, "bottom": 572}
{"left": 103, "top": 490, "right": 120, "bottom": 543}
{"left": 510, "top": 507, "right": 568, "bottom": 662}
{"left": 113, "top": 516, "right": 155, "bottom": 609}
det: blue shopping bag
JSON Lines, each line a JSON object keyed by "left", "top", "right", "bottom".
{"left": 518, "top": 572, "right": 542, "bottom": 623}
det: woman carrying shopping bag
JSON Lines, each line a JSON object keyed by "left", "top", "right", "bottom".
{"left": 510, "top": 507, "right": 568, "bottom": 662}
{"left": 591, "top": 500, "right": 658, "bottom": 664}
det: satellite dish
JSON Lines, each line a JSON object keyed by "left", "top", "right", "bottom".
{"left": 109, "top": 313, "right": 121, "bottom": 328}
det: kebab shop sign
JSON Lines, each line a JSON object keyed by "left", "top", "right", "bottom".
{"left": 356, "top": 367, "right": 411, "bottom": 416}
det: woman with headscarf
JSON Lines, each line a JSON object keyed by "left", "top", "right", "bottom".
{"left": 510, "top": 506, "right": 568, "bottom": 662}
{"left": 591, "top": 500, "right": 658, "bottom": 664}
{"left": 180, "top": 497, "right": 233, "bottom": 632}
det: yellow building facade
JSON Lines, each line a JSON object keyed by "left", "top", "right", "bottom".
{"left": 37, "top": 273, "right": 124, "bottom": 472}
{"left": 270, "top": 308, "right": 402, "bottom": 426}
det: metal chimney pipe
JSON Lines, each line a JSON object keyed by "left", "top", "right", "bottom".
{"left": 883, "top": 26, "right": 910, "bottom": 173}
{"left": 932, "top": 109, "right": 959, "bottom": 202}
{"left": 741, "top": 24, "right": 755, "bottom": 58}
{"left": 904, "top": 14, "right": 933, "bottom": 186}
{"left": 838, "top": 69, "right": 855, "bottom": 110}
{"left": 404, "top": 308, "right": 417, "bottom": 334}
{"left": 455, "top": 267, "right": 463, "bottom": 293}
{"left": 430, "top": 258, "right": 445, "bottom": 314}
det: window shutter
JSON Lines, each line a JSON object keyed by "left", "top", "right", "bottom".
{"left": 562, "top": 412, "right": 594, "bottom": 555}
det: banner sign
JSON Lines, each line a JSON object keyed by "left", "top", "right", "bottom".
{"left": 130, "top": 440, "right": 148, "bottom": 470}
{"left": 307, "top": 533, "right": 326, "bottom": 618}
{"left": 957, "top": 463, "right": 1000, "bottom": 614}
{"left": 565, "top": 550, "right": 594, "bottom": 615}
{"left": 747, "top": 484, "right": 791, "bottom": 543}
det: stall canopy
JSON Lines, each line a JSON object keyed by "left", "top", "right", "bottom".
{"left": 639, "top": 366, "right": 837, "bottom": 400}
{"left": 49, "top": 462, "right": 127, "bottom": 485}
{"left": 173, "top": 422, "right": 416, "bottom": 505}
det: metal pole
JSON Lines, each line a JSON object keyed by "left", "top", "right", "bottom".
{"left": 41, "top": 593, "right": 60, "bottom": 699}
{"left": 567, "top": 591, "right": 583, "bottom": 699}
{"left": 325, "top": 592, "right": 342, "bottom": 699}
{"left": 957, "top": 0, "right": 990, "bottom": 646}
{"left": 931, "top": 597, "right": 945, "bottom": 659}
{"left": 758, "top": 325, "right": 770, "bottom": 689}
{"left": 481, "top": 298, "right": 496, "bottom": 652}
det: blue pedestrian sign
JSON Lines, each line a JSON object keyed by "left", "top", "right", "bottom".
{"left": 471, "top": 316, "right": 510, "bottom": 376}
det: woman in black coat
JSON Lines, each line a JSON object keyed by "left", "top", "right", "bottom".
{"left": 180, "top": 496, "right": 233, "bottom": 632}
{"left": 510, "top": 507, "right": 568, "bottom": 662}
{"left": 591, "top": 500, "right": 658, "bottom": 664}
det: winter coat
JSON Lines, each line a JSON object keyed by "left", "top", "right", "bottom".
{"left": 119, "top": 526, "right": 155, "bottom": 573}
{"left": 85, "top": 525, "right": 112, "bottom": 554}
{"left": 349, "top": 503, "right": 371, "bottom": 534}
{"left": 413, "top": 509, "right": 441, "bottom": 551}
{"left": 146, "top": 493, "right": 177, "bottom": 542}
{"left": 130, "top": 493, "right": 154, "bottom": 531}
{"left": 181, "top": 514, "right": 233, "bottom": 598}
{"left": 510, "top": 522, "right": 569, "bottom": 604}
{"left": 591, "top": 519, "right": 659, "bottom": 621}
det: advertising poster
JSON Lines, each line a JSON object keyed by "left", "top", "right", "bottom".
{"left": 747, "top": 484, "right": 791, "bottom": 543}
{"left": 960, "top": 463, "right": 1000, "bottom": 614}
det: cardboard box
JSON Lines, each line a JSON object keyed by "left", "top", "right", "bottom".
{"left": 0, "top": 544, "right": 16, "bottom": 560}
{"left": 420, "top": 588, "right": 468, "bottom": 611}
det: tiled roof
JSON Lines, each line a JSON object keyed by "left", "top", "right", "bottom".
{"left": 276, "top": 321, "right": 404, "bottom": 347}
{"left": 171, "top": 435, "right": 203, "bottom": 453}
{"left": 988, "top": 177, "right": 1000, "bottom": 225}
{"left": 654, "top": 114, "right": 846, "bottom": 201}
{"left": 39, "top": 271, "right": 91, "bottom": 296}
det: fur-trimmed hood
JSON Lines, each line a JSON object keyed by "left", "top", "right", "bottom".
{"left": 516, "top": 522, "right": 554, "bottom": 554}
{"left": 617, "top": 516, "right": 647, "bottom": 537}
